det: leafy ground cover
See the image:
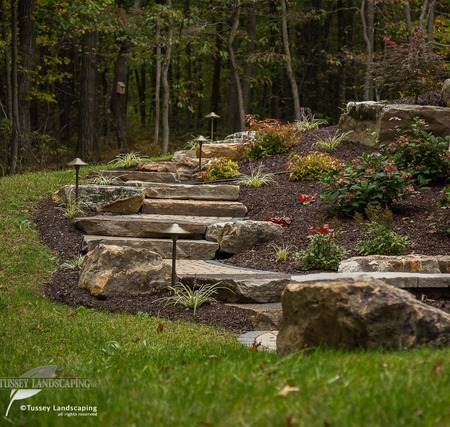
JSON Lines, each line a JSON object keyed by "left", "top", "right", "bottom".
{"left": 1, "top": 138, "right": 450, "bottom": 426}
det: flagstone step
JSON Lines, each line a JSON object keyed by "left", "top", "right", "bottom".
{"left": 90, "top": 170, "right": 179, "bottom": 183}
{"left": 74, "top": 214, "right": 236, "bottom": 239}
{"left": 82, "top": 235, "right": 219, "bottom": 259}
{"left": 124, "top": 182, "right": 240, "bottom": 201}
{"left": 226, "top": 303, "right": 283, "bottom": 330}
{"left": 142, "top": 199, "right": 248, "bottom": 217}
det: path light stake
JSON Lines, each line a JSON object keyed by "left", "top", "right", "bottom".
{"left": 194, "top": 135, "right": 208, "bottom": 172}
{"left": 205, "top": 112, "right": 220, "bottom": 141}
{"left": 163, "top": 223, "right": 191, "bottom": 286}
{"left": 67, "top": 158, "right": 88, "bottom": 201}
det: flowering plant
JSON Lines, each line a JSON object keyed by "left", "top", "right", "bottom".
{"left": 379, "top": 117, "right": 450, "bottom": 183}
{"left": 320, "top": 153, "right": 418, "bottom": 216}
{"left": 298, "top": 194, "right": 317, "bottom": 204}
{"left": 294, "top": 224, "right": 347, "bottom": 271}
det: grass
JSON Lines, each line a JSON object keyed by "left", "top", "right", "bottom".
{"left": 238, "top": 164, "right": 276, "bottom": 188}
{"left": 1, "top": 166, "right": 450, "bottom": 426}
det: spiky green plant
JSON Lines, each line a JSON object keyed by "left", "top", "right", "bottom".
{"left": 270, "top": 243, "right": 293, "bottom": 263}
{"left": 89, "top": 172, "right": 124, "bottom": 185}
{"left": 312, "top": 131, "right": 352, "bottom": 153}
{"left": 156, "top": 282, "right": 224, "bottom": 316}
{"left": 57, "top": 193, "right": 85, "bottom": 220}
{"left": 296, "top": 113, "right": 328, "bottom": 131}
{"left": 238, "top": 164, "right": 276, "bottom": 188}
{"left": 109, "top": 152, "right": 149, "bottom": 168}
{"left": 61, "top": 254, "right": 87, "bottom": 270}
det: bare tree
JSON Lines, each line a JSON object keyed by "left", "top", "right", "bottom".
{"left": 280, "top": 0, "right": 301, "bottom": 120}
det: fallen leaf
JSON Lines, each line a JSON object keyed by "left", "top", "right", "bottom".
{"left": 432, "top": 361, "right": 442, "bottom": 376}
{"left": 156, "top": 323, "right": 164, "bottom": 333}
{"left": 279, "top": 384, "right": 300, "bottom": 397}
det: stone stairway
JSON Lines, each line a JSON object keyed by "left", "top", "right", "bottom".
{"left": 71, "top": 163, "right": 288, "bottom": 330}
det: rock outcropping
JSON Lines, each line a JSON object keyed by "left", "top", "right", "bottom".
{"left": 277, "top": 276, "right": 450, "bottom": 354}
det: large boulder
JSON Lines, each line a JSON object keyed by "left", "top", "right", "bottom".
{"left": 198, "top": 142, "right": 250, "bottom": 160}
{"left": 338, "top": 102, "right": 450, "bottom": 146}
{"left": 79, "top": 244, "right": 171, "bottom": 297}
{"left": 53, "top": 185, "right": 145, "bottom": 214}
{"left": 277, "top": 276, "right": 450, "bottom": 354}
{"left": 205, "top": 220, "right": 283, "bottom": 255}
{"left": 339, "top": 255, "right": 450, "bottom": 274}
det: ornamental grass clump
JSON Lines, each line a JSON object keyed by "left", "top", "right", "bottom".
{"left": 320, "top": 153, "right": 417, "bottom": 216}
{"left": 109, "top": 152, "right": 149, "bottom": 168}
{"left": 156, "top": 281, "right": 223, "bottom": 316}
{"left": 287, "top": 152, "right": 341, "bottom": 181}
{"left": 380, "top": 117, "right": 450, "bottom": 183}
{"left": 355, "top": 205, "right": 413, "bottom": 256}
{"left": 238, "top": 164, "right": 275, "bottom": 188}
{"left": 245, "top": 114, "right": 300, "bottom": 160}
{"left": 294, "top": 223, "right": 347, "bottom": 271}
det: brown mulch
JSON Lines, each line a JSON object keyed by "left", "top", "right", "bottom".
{"left": 33, "top": 125, "right": 450, "bottom": 331}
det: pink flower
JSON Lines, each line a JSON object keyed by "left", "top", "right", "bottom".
{"left": 389, "top": 116, "right": 401, "bottom": 121}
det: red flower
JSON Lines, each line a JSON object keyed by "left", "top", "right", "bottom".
{"left": 298, "top": 194, "right": 317, "bottom": 205}
{"left": 265, "top": 217, "right": 292, "bottom": 226}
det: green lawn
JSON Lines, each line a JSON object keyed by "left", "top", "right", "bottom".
{"left": 1, "top": 167, "right": 450, "bottom": 427}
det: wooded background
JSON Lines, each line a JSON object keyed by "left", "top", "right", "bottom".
{"left": 1, "top": 0, "right": 449, "bottom": 173}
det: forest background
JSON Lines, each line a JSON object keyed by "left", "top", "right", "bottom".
{"left": 1, "top": 0, "right": 449, "bottom": 174}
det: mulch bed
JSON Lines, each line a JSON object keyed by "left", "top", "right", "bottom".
{"left": 33, "top": 124, "right": 450, "bottom": 332}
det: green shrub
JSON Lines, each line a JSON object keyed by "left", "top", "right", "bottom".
{"left": 245, "top": 114, "right": 300, "bottom": 160}
{"left": 437, "top": 186, "right": 450, "bottom": 233}
{"left": 320, "top": 153, "right": 417, "bottom": 216}
{"left": 380, "top": 118, "right": 450, "bottom": 183}
{"left": 287, "top": 152, "right": 341, "bottom": 181}
{"left": 198, "top": 158, "right": 239, "bottom": 181}
{"left": 109, "top": 152, "right": 149, "bottom": 168}
{"left": 294, "top": 224, "right": 347, "bottom": 271}
{"left": 355, "top": 205, "right": 413, "bottom": 256}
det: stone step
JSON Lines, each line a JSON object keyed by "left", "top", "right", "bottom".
{"left": 174, "top": 260, "right": 291, "bottom": 303}
{"left": 226, "top": 303, "right": 283, "bottom": 330}
{"left": 142, "top": 199, "right": 248, "bottom": 217}
{"left": 74, "top": 214, "right": 234, "bottom": 239}
{"left": 125, "top": 182, "right": 240, "bottom": 201}
{"left": 91, "top": 170, "right": 178, "bottom": 183}
{"left": 82, "top": 235, "right": 219, "bottom": 259}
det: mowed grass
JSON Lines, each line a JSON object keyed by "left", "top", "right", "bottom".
{"left": 0, "top": 167, "right": 450, "bottom": 427}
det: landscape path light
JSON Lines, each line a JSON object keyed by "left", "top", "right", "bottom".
{"left": 163, "top": 223, "right": 191, "bottom": 286}
{"left": 205, "top": 112, "right": 220, "bottom": 141}
{"left": 67, "top": 158, "right": 88, "bottom": 201}
{"left": 193, "top": 135, "right": 208, "bottom": 172}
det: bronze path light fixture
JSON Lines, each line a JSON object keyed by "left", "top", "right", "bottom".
{"left": 193, "top": 135, "right": 208, "bottom": 172}
{"left": 163, "top": 223, "right": 191, "bottom": 287}
{"left": 67, "top": 158, "right": 88, "bottom": 201}
{"left": 205, "top": 112, "right": 220, "bottom": 141}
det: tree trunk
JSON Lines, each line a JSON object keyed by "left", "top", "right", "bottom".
{"left": 135, "top": 64, "right": 146, "bottom": 128}
{"left": 161, "top": 0, "right": 173, "bottom": 155}
{"left": 18, "top": 0, "right": 35, "bottom": 152}
{"left": 404, "top": 2, "right": 412, "bottom": 40}
{"left": 77, "top": 29, "right": 99, "bottom": 160}
{"left": 360, "top": 0, "right": 375, "bottom": 101}
{"left": 110, "top": 41, "right": 129, "bottom": 151}
{"left": 9, "top": 0, "right": 19, "bottom": 174}
{"left": 229, "top": 1, "right": 245, "bottom": 131}
{"left": 280, "top": 0, "right": 301, "bottom": 120}
{"left": 153, "top": 24, "right": 161, "bottom": 146}
{"left": 242, "top": 2, "right": 256, "bottom": 113}
{"left": 210, "top": 22, "right": 223, "bottom": 115}
{"left": 0, "top": 0, "right": 11, "bottom": 119}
